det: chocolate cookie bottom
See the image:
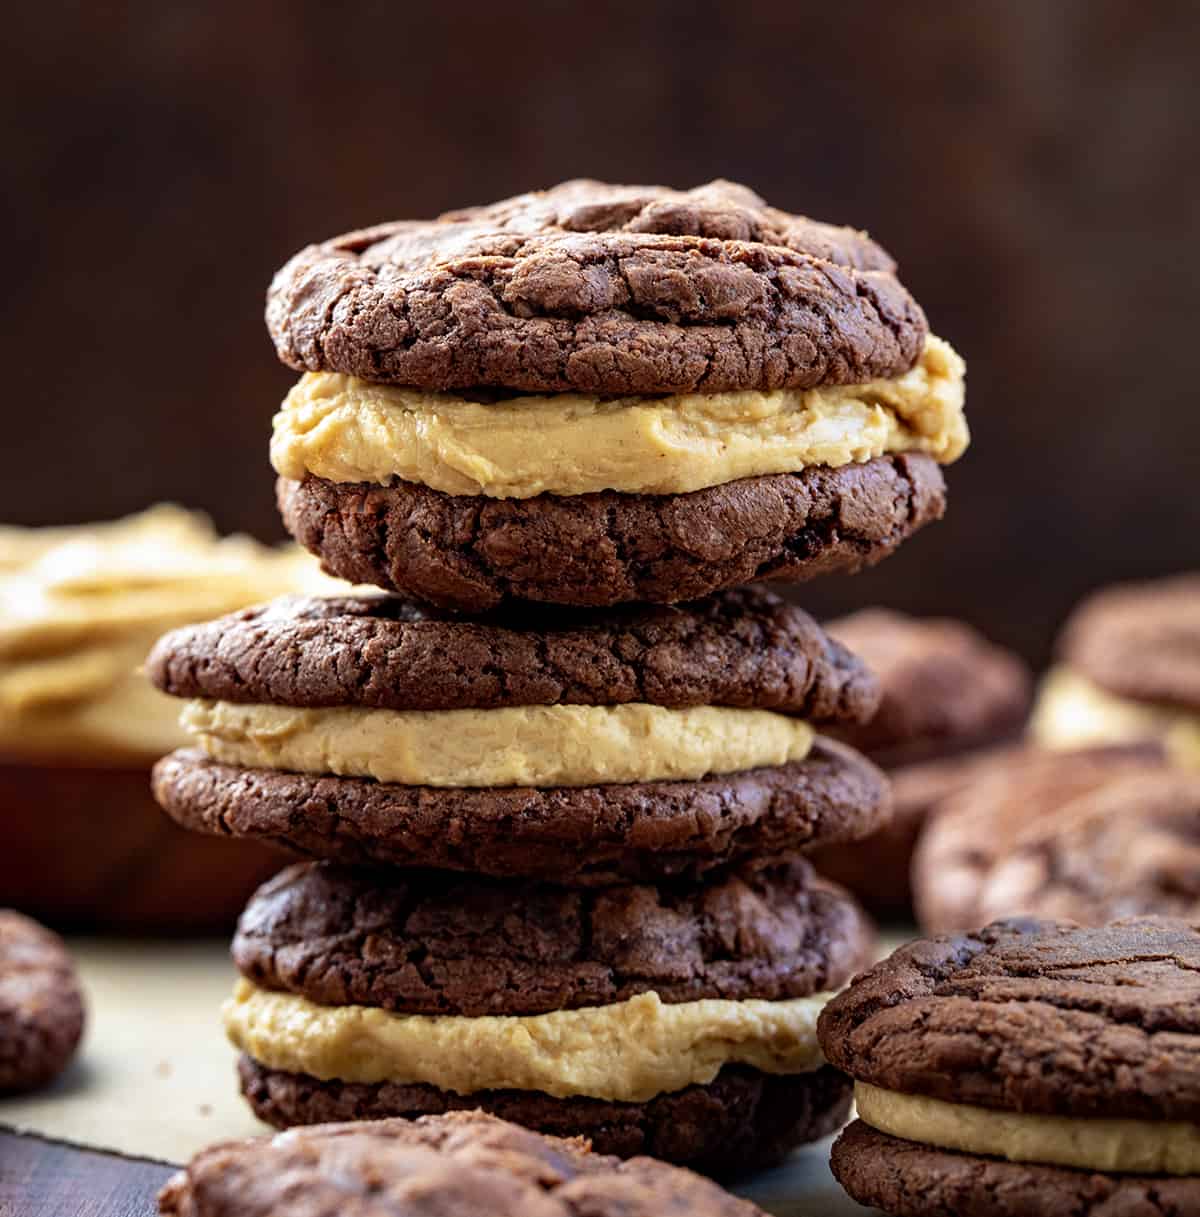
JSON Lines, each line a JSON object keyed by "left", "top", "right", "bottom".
{"left": 277, "top": 453, "right": 945, "bottom": 612}
{"left": 238, "top": 1056, "right": 851, "bottom": 1176}
{"left": 831, "top": 1121, "right": 1199, "bottom": 1217}
{"left": 152, "top": 738, "right": 889, "bottom": 883}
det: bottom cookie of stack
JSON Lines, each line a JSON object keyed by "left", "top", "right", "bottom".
{"left": 223, "top": 858, "right": 872, "bottom": 1174}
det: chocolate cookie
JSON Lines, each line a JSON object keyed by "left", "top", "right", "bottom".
{"left": 912, "top": 745, "right": 1170, "bottom": 932}
{"left": 818, "top": 915, "right": 1200, "bottom": 1120}
{"left": 830, "top": 1121, "right": 1199, "bottom": 1217}
{"left": 820, "top": 917, "right": 1200, "bottom": 1216}
{"left": 823, "top": 608, "right": 1031, "bottom": 762}
{"left": 1058, "top": 572, "right": 1200, "bottom": 711}
{"left": 224, "top": 859, "right": 868, "bottom": 1173}
{"left": 232, "top": 858, "right": 873, "bottom": 1016}
{"left": 0, "top": 910, "right": 85, "bottom": 1093}
{"left": 276, "top": 453, "right": 946, "bottom": 611}
{"left": 159, "top": 1109, "right": 769, "bottom": 1217}
{"left": 152, "top": 738, "right": 890, "bottom": 883}
{"left": 266, "top": 179, "right": 925, "bottom": 396}
{"left": 919, "top": 765, "right": 1200, "bottom": 929}
{"left": 146, "top": 587, "right": 880, "bottom": 722}
{"left": 236, "top": 1058, "right": 850, "bottom": 1178}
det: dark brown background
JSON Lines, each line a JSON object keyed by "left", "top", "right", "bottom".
{"left": 5, "top": 1, "right": 1198, "bottom": 663}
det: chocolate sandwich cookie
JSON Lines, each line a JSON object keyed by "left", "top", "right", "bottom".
{"left": 913, "top": 745, "right": 1171, "bottom": 931}
{"left": 1, "top": 910, "right": 85, "bottom": 1093}
{"left": 812, "top": 609, "right": 1031, "bottom": 917}
{"left": 267, "top": 180, "right": 967, "bottom": 610}
{"left": 819, "top": 916, "right": 1200, "bottom": 1217}
{"left": 224, "top": 858, "right": 870, "bottom": 1173}
{"left": 160, "top": 1110, "right": 769, "bottom": 1217}
{"left": 1033, "top": 573, "right": 1200, "bottom": 768}
{"left": 148, "top": 590, "right": 891, "bottom": 882}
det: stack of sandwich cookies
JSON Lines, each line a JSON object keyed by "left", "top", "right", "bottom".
{"left": 145, "top": 178, "right": 969, "bottom": 1172}
{"left": 268, "top": 180, "right": 966, "bottom": 610}
{"left": 147, "top": 590, "right": 886, "bottom": 1170}
{"left": 222, "top": 857, "right": 871, "bottom": 1171}
{"left": 818, "top": 917, "right": 1200, "bottom": 1216}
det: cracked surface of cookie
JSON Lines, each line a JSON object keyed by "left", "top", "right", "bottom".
{"left": 0, "top": 910, "right": 85, "bottom": 1093}
{"left": 146, "top": 587, "right": 879, "bottom": 721}
{"left": 277, "top": 452, "right": 945, "bottom": 611}
{"left": 830, "top": 1121, "right": 1200, "bottom": 1217}
{"left": 152, "top": 738, "right": 890, "bottom": 882}
{"left": 231, "top": 858, "right": 870, "bottom": 1016}
{"left": 924, "top": 767, "right": 1200, "bottom": 929}
{"left": 818, "top": 915, "right": 1200, "bottom": 1121}
{"left": 159, "top": 1108, "right": 770, "bottom": 1216}
{"left": 233, "top": 1059, "right": 850, "bottom": 1178}
{"left": 266, "top": 179, "right": 926, "bottom": 396}
{"left": 912, "top": 746, "right": 1172, "bottom": 932}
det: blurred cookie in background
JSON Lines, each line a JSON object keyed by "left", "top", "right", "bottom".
{"left": 1032, "top": 573, "right": 1200, "bottom": 769}
{"left": 812, "top": 609, "right": 1031, "bottom": 918}
{"left": 913, "top": 745, "right": 1180, "bottom": 932}
{"left": 0, "top": 505, "right": 343, "bottom": 933}
{"left": 0, "top": 909, "right": 84, "bottom": 1093}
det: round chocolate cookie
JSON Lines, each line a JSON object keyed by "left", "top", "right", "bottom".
{"left": 1058, "top": 572, "right": 1200, "bottom": 711}
{"left": 152, "top": 737, "right": 890, "bottom": 884}
{"left": 0, "top": 910, "right": 85, "bottom": 1093}
{"left": 236, "top": 1058, "right": 850, "bottom": 1179}
{"left": 912, "top": 745, "right": 1171, "bottom": 932}
{"left": 819, "top": 915, "right": 1200, "bottom": 1121}
{"left": 146, "top": 587, "right": 879, "bottom": 721}
{"left": 830, "top": 1121, "right": 1199, "bottom": 1217}
{"left": 232, "top": 858, "right": 873, "bottom": 1016}
{"left": 276, "top": 452, "right": 946, "bottom": 612}
{"left": 266, "top": 179, "right": 925, "bottom": 396}
{"left": 823, "top": 608, "right": 1031, "bottom": 763}
{"left": 159, "top": 1109, "right": 770, "bottom": 1217}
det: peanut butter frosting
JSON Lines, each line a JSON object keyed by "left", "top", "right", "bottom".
{"left": 271, "top": 335, "right": 967, "bottom": 499}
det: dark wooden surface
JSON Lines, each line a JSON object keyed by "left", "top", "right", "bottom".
{"left": 0, "top": 1131, "right": 172, "bottom": 1217}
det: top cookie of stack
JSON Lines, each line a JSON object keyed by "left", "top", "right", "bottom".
{"left": 268, "top": 179, "right": 967, "bottom": 610}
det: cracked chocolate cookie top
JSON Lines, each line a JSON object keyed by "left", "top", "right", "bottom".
{"left": 818, "top": 915, "right": 1200, "bottom": 1122}
{"left": 158, "top": 1109, "right": 767, "bottom": 1217}
{"left": 912, "top": 746, "right": 1171, "bottom": 933}
{"left": 0, "top": 910, "right": 85, "bottom": 1093}
{"left": 1058, "top": 572, "right": 1200, "bottom": 711}
{"left": 920, "top": 766, "right": 1200, "bottom": 930}
{"left": 146, "top": 587, "right": 879, "bottom": 721}
{"left": 231, "top": 857, "right": 872, "bottom": 1016}
{"left": 266, "top": 179, "right": 927, "bottom": 395}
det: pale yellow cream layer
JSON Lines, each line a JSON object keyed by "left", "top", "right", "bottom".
{"left": 856, "top": 1083, "right": 1200, "bottom": 1176}
{"left": 224, "top": 979, "right": 831, "bottom": 1102}
{"left": 1031, "top": 665, "right": 1200, "bottom": 770}
{"left": 181, "top": 700, "right": 815, "bottom": 788}
{"left": 0, "top": 506, "right": 345, "bottom": 765}
{"left": 271, "top": 335, "right": 967, "bottom": 498}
